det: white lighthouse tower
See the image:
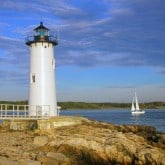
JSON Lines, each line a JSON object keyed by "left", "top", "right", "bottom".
{"left": 26, "top": 22, "right": 58, "bottom": 117}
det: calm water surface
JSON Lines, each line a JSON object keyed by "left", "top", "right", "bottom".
{"left": 61, "top": 109, "right": 165, "bottom": 133}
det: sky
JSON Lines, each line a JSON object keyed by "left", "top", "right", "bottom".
{"left": 0, "top": 0, "right": 165, "bottom": 103}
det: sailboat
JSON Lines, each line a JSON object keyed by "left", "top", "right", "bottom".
{"left": 131, "top": 92, "right": 145, "bottom": 114}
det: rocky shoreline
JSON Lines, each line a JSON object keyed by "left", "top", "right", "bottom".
{"left": 0, "top": 116, "right": 165, "bottom": 165}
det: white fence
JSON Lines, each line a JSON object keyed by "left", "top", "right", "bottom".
{"left": 0, "top": 104, "right": 51, "bottom": 119}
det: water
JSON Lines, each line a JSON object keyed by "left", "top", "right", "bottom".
{"left": 61, "top": 109, "right": 165, "bottom": 133}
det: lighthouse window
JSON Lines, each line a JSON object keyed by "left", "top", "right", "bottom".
{"left": 32, "top": 75, "right": 35, "bottom": 83}
{"left": 31, "top": 74, "right": 36, "bottom": 83}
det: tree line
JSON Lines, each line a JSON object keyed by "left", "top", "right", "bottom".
{"left": 58, "top": 101, "right": 165, "bottom": 110}
{"left": 0, "top": 101, "right": 165, "bottom": 110}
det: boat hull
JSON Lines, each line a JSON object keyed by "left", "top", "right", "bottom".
{"left": 131, "top": 111, "right": 145, "bottom": 115}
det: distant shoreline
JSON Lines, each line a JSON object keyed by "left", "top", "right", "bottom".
{"left": 62, "top": 108, "right": 165, "bottom": 110}
{"left": 0, "top": 101, "right": 165, "bottom": 110}
{"left": 57, "top": 101, "right": 165, "bottom": 110}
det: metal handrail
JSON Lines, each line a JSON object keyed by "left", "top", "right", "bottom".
{"left": 25, "top": 36, "right": 58, "bottom": 44}
{"left": 0, "top": 104, "right": 51, "bottom": 119}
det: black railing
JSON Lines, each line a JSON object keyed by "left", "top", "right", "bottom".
{"left": 25, "top": 35, "right": 58, "bottom": 45}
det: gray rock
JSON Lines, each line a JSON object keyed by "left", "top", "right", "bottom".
{"left": 46, "top": 152, "right": 70, "bottom": 164}
{"left": 0, "top": 117, "right": 164, "bottom": 165}
{"left": 33, "top": 136, "right": 48, "bottom": 146}
{"left": 18, "top": 159, "right": 41, "bottom": 165}
{"left": 0, "top": 156, "right": 18, "bottom": 165}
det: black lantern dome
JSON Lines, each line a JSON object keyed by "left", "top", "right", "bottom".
{"left": 25, "top": 22, "right": 58, "bottom": 45}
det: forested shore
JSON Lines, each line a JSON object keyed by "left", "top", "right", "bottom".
{"left": 0, "top": 101, "right": 165, "bottom": 110}
{"left": 58, "top": 101, "right": 165, "bottom": 110}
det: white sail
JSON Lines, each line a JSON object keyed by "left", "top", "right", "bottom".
{"left": 131, "top": 92, "right": 145, "bottom": 115}
{"left": 131, "top": 97, "right": 135, "bottom": 111}
{"left": 135, "top": 92, "right": 140, "bottom": 110}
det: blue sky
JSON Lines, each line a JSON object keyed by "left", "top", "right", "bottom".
{"left": 0, "top": 0, "right": 165, "bottom": 103}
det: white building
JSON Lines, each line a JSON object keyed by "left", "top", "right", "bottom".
{"left": 26, "top": 22, "right": 58, "bottom": 117}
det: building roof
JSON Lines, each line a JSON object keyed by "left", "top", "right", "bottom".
{"left": 34, "top": 22, "right": 49, "bottom": 30}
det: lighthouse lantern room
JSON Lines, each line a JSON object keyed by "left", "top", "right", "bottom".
{"left": 26, "top": 22, "right": 58, "bottom": 117}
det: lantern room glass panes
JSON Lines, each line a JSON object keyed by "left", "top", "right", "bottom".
{"left": 35, "top": 29, "right": 49, "bottom": 36}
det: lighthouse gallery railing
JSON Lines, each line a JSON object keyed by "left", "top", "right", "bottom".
{"left": 25, "top": 36, "right": 58, "bottom": 45}
{"left": 0, "top": 104, "right": 51, "bottom": 119}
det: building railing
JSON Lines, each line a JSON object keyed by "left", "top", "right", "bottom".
{"left": 25, "top": 35, "right": 58, "bottom": 45}
{"left": 0, "top": 104, "right": 51, "bottom": 119}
